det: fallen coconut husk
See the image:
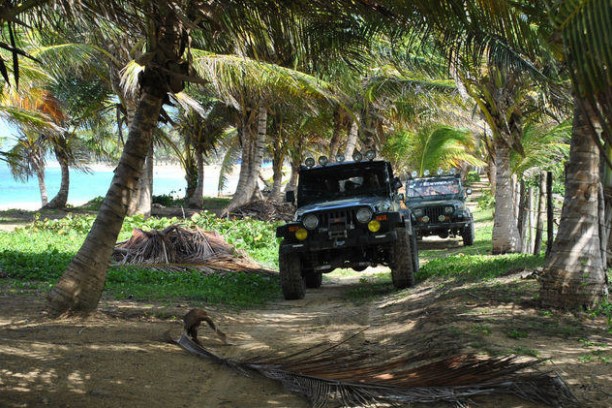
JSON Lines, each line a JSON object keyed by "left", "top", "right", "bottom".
{"left": 112, "top": 225, "right": 267, "bottom": 273}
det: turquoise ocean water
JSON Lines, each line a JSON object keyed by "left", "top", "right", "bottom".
{"left": 0, "top": 162, "right": 233, "bottom": 209}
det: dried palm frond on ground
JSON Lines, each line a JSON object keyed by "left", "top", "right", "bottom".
{"left": 173, "top": 310, "right": 579, "bottom": 408}
{"left": 230, "top": 199, "right": 295, "bottom": 221}
{"left": 112, "top": 225, "right": 264, "bottom": 271}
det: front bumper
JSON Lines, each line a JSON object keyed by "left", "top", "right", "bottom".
{"left": 413, "top": 220, "right": 472, "bottom": 233}
{"left": 279, "top": 229, "right": 398, "bottom": 254}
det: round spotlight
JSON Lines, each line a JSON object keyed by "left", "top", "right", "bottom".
{"left": 365, "top": 150, "right": 376, "bottom": 161}
{"left": 367, "top": 220, "right": 381, "bottom": 232}
{"left": 295, "top": 228, "right": 308, "bottom": 241}
{"left": 335, "top": 154, "right": 345, "bottom": 163}
{"left": 304, "top": 157, "right": 315, "bottom": 168}
{"left": 437, "top": 168, "right": 443, "bottom": 175}
{"left": 421, "top": 215, "right": 430, "bottom": 223}
{"left": 411, "top": 171, "right": 418, "bottom": 178}
{"left": 356, "top": 207, "right": 373, "bottom": 223}
{"left": 302, "top": 214, "right": 319, "bottom": 230}
{"left": 318, "top": 156, "right": 329, "bottom": 166}
{"left": 438, "top": 215, "right": 447, "bottom": 222}
{"left": 424, "top": 169, "right": 430, "bottom": 176}
{"left": 352, "top": 151, "right": 363, "bottom": 162}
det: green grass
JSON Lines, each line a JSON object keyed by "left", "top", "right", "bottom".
{"left": 0, "top": 215, "right": 282, "bottom": 308}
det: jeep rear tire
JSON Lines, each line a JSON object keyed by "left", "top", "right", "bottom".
{"left": 304, "top": 272, "right": 323, "bottom": 289}
{"left": 462, "top": 222, "right": 475, "bottom": 246}
{"left": 280, "top": 253, "right": 305, "bottom": 300}
{"left": 410, "top": 230, "right": 420, "bottom": 274}
{"left": 391, "top": 227, "right": 415, "bottom": 289}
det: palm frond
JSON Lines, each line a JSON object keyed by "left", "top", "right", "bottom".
{"left": 174, "top": 327, "right": 578, "bottom": 408}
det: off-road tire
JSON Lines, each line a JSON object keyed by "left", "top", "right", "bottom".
{"left": 279, "top": 253, "right": 305, "bottom": 300}
{"left": 304, "top": 272, "right": 323, "bottom": 289}
{"left": 462, "top": 222, "right": 475, "bottom": 246}
{"left": 391, "top": 227, "right": 415, "bottom": 289}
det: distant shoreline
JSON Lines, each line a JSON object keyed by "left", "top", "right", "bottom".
{"left": 0, "top": 163, "right": 247, "bottom": 211}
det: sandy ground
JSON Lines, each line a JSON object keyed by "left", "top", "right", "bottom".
{"left": 1, "top": 267, "right": 611, "bottom": 408}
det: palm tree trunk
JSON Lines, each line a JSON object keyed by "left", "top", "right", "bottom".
{"left": 48, "top": 91, "right": 163, "bottom": 315}
{"left": 491, "top": 138, "right": 522, "bottom": 254}
{"left": 225, "top": 106, "right": 267, "bottom": 213}
{"left": 187, "top": 148, "right": 204, "bottom": 208}
{"left": 533, "top": 172, "right": 546, "bottom": 255}
{"left": 45, "top": 143, "right": 70, "bottom": 209}
{"left": 127, "top": 144, "right": 153, "bottom": 216}
{"left": 36, "top": 165, "right": 48, "bottom": 208}
{"left": 546, "top": 171, "right": 554, "bottom": 257}
{"left": 270, "top": 131, "right": 285, "bottom": 203}
{"left": 344, "top": 120, "right": 359, "bottom": 158}
{"left": 540, "top": 101, "right": 608, "bottom": 310}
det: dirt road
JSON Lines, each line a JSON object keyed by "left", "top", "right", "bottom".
{"left": 1, "top": 269, "right": 611, "bottom": 408}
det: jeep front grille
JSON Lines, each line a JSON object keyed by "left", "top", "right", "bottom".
{"left": 319, "top": 209, "right": 357, "bottom": 239}
{"left": 423, "top": 206, "right": 444, "bottom": 221}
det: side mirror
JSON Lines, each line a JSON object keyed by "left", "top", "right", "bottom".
{"left": 285, "top": 190, "right": 295, "bottom": 203}
{"left": 466, "top": 188, "right": 472, "bottom": 195}
{"left": 393, "top": 177, "right": 403, "bottom": 190}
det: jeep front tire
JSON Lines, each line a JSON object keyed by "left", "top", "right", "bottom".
{"left": 280, "top": 252, "right": 306, "bottom": 300}
{"left": 391, "top": 227, "right": 415, "bottom": 289}
{"left": 462, "top": 222, "right": 475, "bottom": 246}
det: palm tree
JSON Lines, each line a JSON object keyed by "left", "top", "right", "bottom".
{"left": 47, "top": 1, "right": 188, "bottom": 314}
{"left": 382, "top": 124, "right": 485, "bottom": 177}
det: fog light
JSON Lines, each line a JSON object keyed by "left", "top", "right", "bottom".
{"left": 295, "top": 228, "right": 308, "bottom": 241}
{"left": 368, "top": 220, "right": 381, "bottom": 232}
{"left": 438, "top": 215, "right": 447, "bottom": 222}
{"left": 421, "top": 215, "right": 430, "bottom": 223}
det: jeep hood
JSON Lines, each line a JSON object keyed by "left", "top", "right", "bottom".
{"left": 295, "top": 196, "right": 392, "bottom": 219}
{"left": 405, "top": 199, "right": 464, "bottom": 209}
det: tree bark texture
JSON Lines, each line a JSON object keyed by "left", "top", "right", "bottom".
{"left": 491, "top": 139, "right": 522, "bottom": 254}
{"left": 128, "top": 144, "right": 153, "bottom": 216}
{"left": 540, "top": 102, "right": 608, "bottom": 310}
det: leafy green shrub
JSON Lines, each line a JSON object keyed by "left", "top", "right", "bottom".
{"left": 465, "top": 171, "right": 481, "bottom": 184}
{"left": 80, "top": 196, "right": 105, "bottom": 211}
{"left": 152, "top": 194, "right": 184, "bottom": 207}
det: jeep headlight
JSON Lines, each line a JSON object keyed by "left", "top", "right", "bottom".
{"left": 444, "top": 206, "right": 454, "bottom": 214}
{"left": 413, "top": 208, "right": 424, "bottom": 217}
{"left": 302, "top": 214, "right": 319, "bottom": 230}
{"left": 356, "top": 208, "right": 373, "bottom": 223}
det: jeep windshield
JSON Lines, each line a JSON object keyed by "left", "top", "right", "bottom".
{"left": 297, "top": 161, "right": 391, "bottom": 207}
{"left": 406, "top": 177, "right": 460, "bottom": 200}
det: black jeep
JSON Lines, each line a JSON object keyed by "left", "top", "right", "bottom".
{"left": 404, "top": 172, "right": 474, "bottom": 245}
{"left": 276, "top": 153, "right": 419, "bottom": 300}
